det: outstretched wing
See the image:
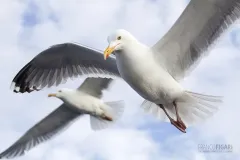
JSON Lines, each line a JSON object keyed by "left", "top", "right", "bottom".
{"left": 0, "top": 105, "right": 81, "bottom": 159}
{"left": 78, "top": 78, "right": 113, "bottom": 98}
{"left": 11, "top": 43, "right": 120, "bottom": 93}
{"left": 153, "top": 0, "right": 240, "bottom": 80}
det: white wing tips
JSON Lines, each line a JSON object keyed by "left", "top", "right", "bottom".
{"left": 10, "top": 81, "right": 42, "bottom": 93}
{"left": 10, "top": 82, "right": 20, "bottom": 92}
{"left": 90, "top": 100, "right": 125, "bottom": 131}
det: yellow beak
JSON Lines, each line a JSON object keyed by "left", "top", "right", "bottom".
{"left": 104, "top": 42, "right": 121, "bottom": 60}
{"left": 48, "top": 93, "right": 57, "bottom": 97}
{"left": 103, "top": 46, "right": 115, "bottom": 60}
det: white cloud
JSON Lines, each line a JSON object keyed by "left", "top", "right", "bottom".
{"left": 0, "top": 0, "right": 239, "bottom": 160}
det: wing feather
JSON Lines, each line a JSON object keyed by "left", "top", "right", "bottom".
{"left": 11, "top": 43, "right": 120, "bottom": 93}
{"left": 78, "top": 78, "right": 113, "bottom": 98}
{"left": 153, "top": 0, "right": 240, "bottom": 80}
{"left": 0, "top": 105, "right": 81, "bottom": 159}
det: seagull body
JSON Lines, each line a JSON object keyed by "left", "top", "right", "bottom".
{"left": 68, "top": 91, "right": 105, "bottom": 114}
{"left": 104, "top": 29, "right": 222, "bottom": 132}
{"left": 53, "top": 89, "right": 102, "bottom": 114}
{"left": 113, "top": 33, "right": 183, "bottom": 104}
{"left": 0, "top": 78, "right": 124, "bottom": 159}
{"left": 49, "top": 89, "right": 117, "bottom": 121}
{"left": 10, "top": 0, "right": 240, "bottom": 132}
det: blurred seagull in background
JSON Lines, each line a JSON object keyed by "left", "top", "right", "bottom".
{"left": 0, "top": 78, "right": 124, "bottom": 159}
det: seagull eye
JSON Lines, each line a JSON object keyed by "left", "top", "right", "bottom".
{"left": 117, "top": 36, "right": 121, "bottom": 40}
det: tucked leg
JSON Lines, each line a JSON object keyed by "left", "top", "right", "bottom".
{"left": 99, "top": 109, "right": 113, "bottom": 121}
{"left": 173, "top": 101, "right": 187, "bottom": 130}
{"left": 158, "top": 104, "right": 186, "bottom": 133}
{"left": 101, "top": 114, "right": 113, "bottom": 121}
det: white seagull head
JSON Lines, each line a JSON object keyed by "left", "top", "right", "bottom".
{"left": 104, "top": 29, "right": 137, "bottom": 60}
{"left": 48, "top": 88, "right": 73, "bottom": 99}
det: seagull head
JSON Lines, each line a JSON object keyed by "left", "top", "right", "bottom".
{"left": 48, "top": 88, "right": 73, "bottom": 99}
{"left": 104, "top": 29, "right": 137, "bottom": 60}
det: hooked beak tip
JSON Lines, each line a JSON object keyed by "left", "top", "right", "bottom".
{"left": 103, "top": 46, "right": 114, "bottom": 60}
{"left": 104, "top": 54, "right": 108, "bottom": 60}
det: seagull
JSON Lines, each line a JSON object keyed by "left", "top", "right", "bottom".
{"left": 0, "top": 78, "right": 124, "bottom": 159}
{"left": 10, "top": 0, "right": 239, "bottom": 132}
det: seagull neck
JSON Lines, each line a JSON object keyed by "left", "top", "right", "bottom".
{"left": 58, "top": 91, "right": 76, "bottom": 105}
{"left": 58, "top": 96, "right": 68, "bottom": 103}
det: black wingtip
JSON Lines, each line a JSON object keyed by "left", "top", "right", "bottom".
{"left": 11, "top": 61, "right": 42, "bottom": 94}
{"left": 11, "top": 83, "right": 41, "bottom": 93}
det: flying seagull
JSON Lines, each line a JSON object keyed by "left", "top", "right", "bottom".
{"left": 0, "top": 78, "right": 124, "bottom": 159}
{"left": 10, "top": 0, "right": 239, "bottom": 132}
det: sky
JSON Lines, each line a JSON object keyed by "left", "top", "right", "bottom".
{"left": 0, "top": 0, "right": 239, "bottom": 160}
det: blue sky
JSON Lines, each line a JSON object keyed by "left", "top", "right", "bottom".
{"left": 0, "top": 0, "right": 239, "bottom": 159}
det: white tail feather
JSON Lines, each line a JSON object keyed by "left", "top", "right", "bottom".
{"left": 141, "top": 91, "right": 223, "bottom": 127}
{"left": 90, "top": 100, "right": 125, "bottom": 131}
{"left": 141, "top": 100, "right": 169, "bottom": 122}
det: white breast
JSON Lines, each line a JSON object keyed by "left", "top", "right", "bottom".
{"left": 116, "top": 43, "right": 184, "bottom": 104}
{"left": 63, "top": 91, "right": 104, "bottom": 114}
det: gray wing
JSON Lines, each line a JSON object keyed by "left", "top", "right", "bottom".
{"left": 0, "top": 105, "right": 81, "bottom": 159}
{"left": 153, "top": 0, "right": 240, "bottom": 80}
{"left": 78, "top": 78, "right": 113, "bottom": 98}
{"left": 11, "top": 42, "right": 120, "bottom": 93}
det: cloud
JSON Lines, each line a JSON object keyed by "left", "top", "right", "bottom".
{"left": 0, "top": 0, "right": 239, "bottom": 160}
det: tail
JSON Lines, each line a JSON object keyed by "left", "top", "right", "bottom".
{"left": 141, "top": 91, "right": 223, "bottom": 127}
{"left": 90, "top": 100, "right": 125, "bottom": 131}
